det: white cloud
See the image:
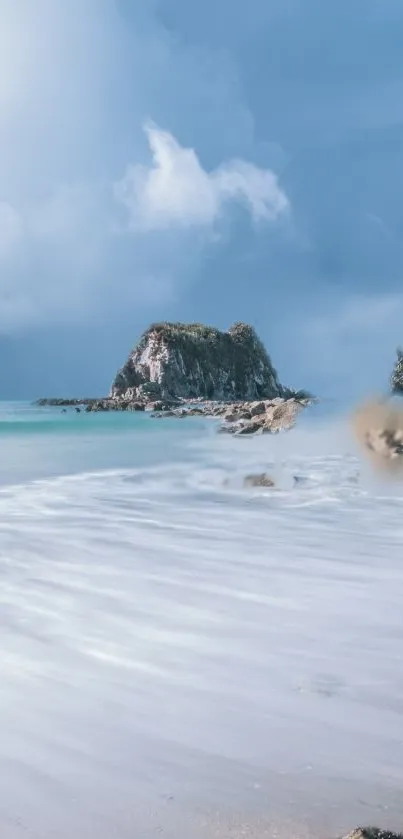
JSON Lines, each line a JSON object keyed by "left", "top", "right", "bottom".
{"left": 115, "top": 122, "right": 289, "bottom": 230}
{"left": 0, "top": 117, "right": 289, "bottom": 333}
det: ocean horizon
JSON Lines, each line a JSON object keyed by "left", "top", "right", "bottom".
{"left": 0, "top": 400, "right": 403, "bottom": 837}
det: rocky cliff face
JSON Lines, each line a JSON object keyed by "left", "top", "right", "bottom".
{"left": 390, "top": 348, "right": 403, "bottom": 394}
{"left": 111, "top": 322, "right": 284, "bottom": 401}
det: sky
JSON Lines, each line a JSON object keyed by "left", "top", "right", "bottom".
{"left": 1, "top": 0, "right": 403, "bottom": 399}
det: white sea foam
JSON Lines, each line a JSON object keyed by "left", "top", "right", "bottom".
{"left": 0, "top": 406, "right": 403, "bottom": 837}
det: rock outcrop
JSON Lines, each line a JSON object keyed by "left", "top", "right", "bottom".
{"left": 111, "top": 321, "right": 284, "bottom": 401}
{"left": 216, "top": 397, "right": 307, "bottom": 434}
{"left": 151, "top": 395, "right": 309, "bottom": 435}
{"left": 390, "top": 347, "right": 403, "bottom": 394}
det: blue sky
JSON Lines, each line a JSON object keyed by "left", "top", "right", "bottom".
{"left": 1, "top": 0, "right": 403, "bottom": 399}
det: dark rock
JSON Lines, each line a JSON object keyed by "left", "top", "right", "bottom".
{"left": 235, "top": 420, "right": 264, "bottom": 436}
{"left": 224, "top": 412, "right": 239, "bottom": 423}
{"left": 86, "top": 399, "right": 117, "bottom": 412}
{"left": 249, "top": 400, "right": 266, "bottom": 417}
{"left": 137, "top": 381, "right": 162, "bottom": 398}
{"left": 36, "top": 398, "right": 99, "bottom": 407}
{"left": 244, "top": 473, "right": 275, "bottom": 488}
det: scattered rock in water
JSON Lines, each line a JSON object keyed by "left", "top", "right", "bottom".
{"left": 35, "top": 380, "right": 311, "bottom": 436}
{"left": 243, "top": 473, "right": 275, "bottom": 488}
{"left": 36, "top": 397, "right": 98, "bottom": 407}
{"left": 85, "top": 398, "right": 146, "bottom": 413}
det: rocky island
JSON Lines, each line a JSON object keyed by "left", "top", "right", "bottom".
{"left": 111, "top": 321, "right": 284, "bottom": 401}
{"left": 37, "top": 321, "right": 313, "bottom": 434}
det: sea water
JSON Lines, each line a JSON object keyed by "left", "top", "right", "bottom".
{"left": 0, "top": 401, "right": 403, "bottom": 838}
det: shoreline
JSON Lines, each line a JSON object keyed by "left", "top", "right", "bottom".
{"left": 34, "top": 394, "right": 314, "bottom": 435}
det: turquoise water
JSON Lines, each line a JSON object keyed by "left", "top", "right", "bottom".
{"left": 1, "top": 400, "right": 403, "bottom": 838}
{"left": 0, "top": 400, "right": 209, "bottom": 484}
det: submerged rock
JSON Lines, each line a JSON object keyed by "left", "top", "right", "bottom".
{"left": 243, "top": 473, "right": 275, "bottom": 488}
{"left": 111, "top": 321, "right": 285, "bottom": 401}
{"left": 293, "top": 475, "right": 307, "bottom": 486}
{"left": 217, "top": 423, "right": 237, "bottom": 434}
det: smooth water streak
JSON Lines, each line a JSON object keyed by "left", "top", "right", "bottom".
{"left": 0, "top": 402, "right": 402, "bottom": 838}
